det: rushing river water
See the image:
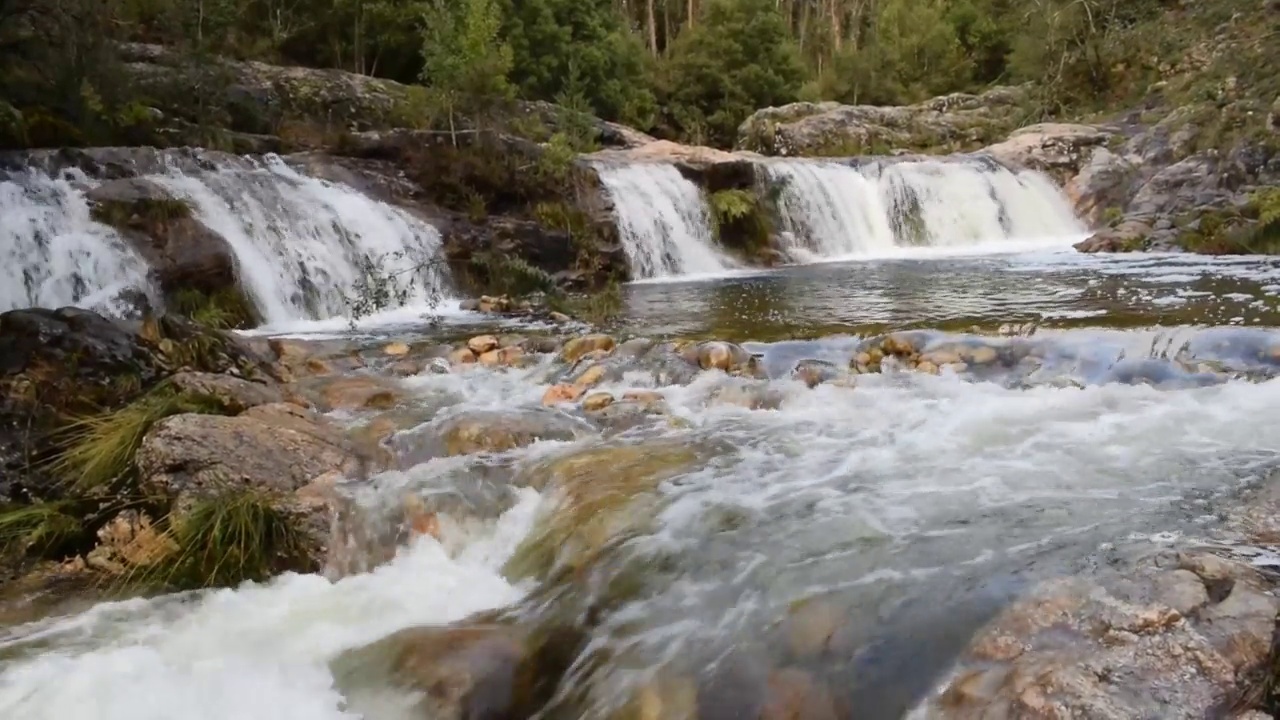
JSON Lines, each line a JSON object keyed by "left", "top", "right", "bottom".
{"left": 3, "top": 248, "right": 1280, "bottom": 719}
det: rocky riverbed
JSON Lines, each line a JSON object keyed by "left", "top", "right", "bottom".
{"left": 4, "top": 273, "right": 1280, "bottom": 718}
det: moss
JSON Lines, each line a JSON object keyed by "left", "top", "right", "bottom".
{"left": 0, "top": 101, "right": 27, "bottom": 150}
{"left": 90, "top": 197, "right": 192, "bottom": 229}
{"left": 708, "top": 187, "right": 775, "bottom": 261}
{"left": 1102, "top": 206, "right": 1125, "bottom": 227}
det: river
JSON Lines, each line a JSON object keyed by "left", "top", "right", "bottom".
{"left": 2, "top": 245, "right": 1279, "bottom": 719}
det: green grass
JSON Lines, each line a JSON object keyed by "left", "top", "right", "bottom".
{"left": 170, "top": 288, "right": 256, "bottom": 330}
{"left": 0, "top": 502, "right": 80, "bottom": 557}
{"left": 46, "top": 383, "right": 228, "bottom": 495}
{"left": 121, "top": 487, "right": 313, "bottom": 591}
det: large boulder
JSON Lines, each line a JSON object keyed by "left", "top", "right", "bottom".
{"left": 0, "top": 308, "right": 274, "bottom": 500}
{"left": 981, "top": 123, "right": 1112, "bottom": 182}
{"left": 736, "top": 86, "right": 1031, "bottom": 156}
{"left": 85, "top": 178, "right": 242, "bottom": 302}
{"left": 135, "top": 402, "right": 368, "bottom": 505}
{"left": 924, "top": 549, "right": 1280, "bottom": 719}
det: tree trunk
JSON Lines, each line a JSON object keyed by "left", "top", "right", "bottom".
{"left": 646, "top": 0, "right": 657, "bottom": 56}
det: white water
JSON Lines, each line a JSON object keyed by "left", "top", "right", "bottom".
{"left": 0, "top": 491, "right": 541, "bottom": 720}
{"left": 155, "top": 156, "right": 450, "bottom": 326}
{"left": 0, "top": 170, "right": 153, "bottom": 314}
{"left": 0, "top": 156, "right": 451, "bottom": 325}
{"left": 765, "top": 158, "right": 1086, "bottom": 260}
{"left": 1, "top": 324, "right": 1280, "bottom": 716}
{"left": 594, "top": 163, "right": 737, "bottom": 280}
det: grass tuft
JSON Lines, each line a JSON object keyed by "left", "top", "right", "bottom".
{"left": 0, "top": 502, "right": 81, "bottom": 557}
{"left": 169, "top": 288, "right": 257, "bottom": 330}
{"left": 122, "top": 487, "right": 313, "bottom": 591}
{"left": 46, "top": 384, "right": 228, "bottom": 495}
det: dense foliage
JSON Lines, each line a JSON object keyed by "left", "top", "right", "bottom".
{"left": 0, "top": 0, "right": 1262, "bottom": 150}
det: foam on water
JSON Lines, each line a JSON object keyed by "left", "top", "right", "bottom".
{"left": 2, "top": 327, "right": 1280, "bottom": 716}
{"left": 0, "top": 169, "right": 152, "bottom": 313}
{"left": 593, "top": 163, "right": 739, "bottom": 280}
{"left": 765, "top": 157, "right": 1087, "bottom": 260}
{"left": 0, "top": 491, "right": 541, "bottom": 720}
{"left": 155, "top": 155, "right": 451, "bottom": 325}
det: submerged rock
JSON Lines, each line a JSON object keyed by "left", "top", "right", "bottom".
{"left": 393, "top": 408, "right": 593, "bottom": 462}
{"left": 561, "top": 334, "right": 617, "bottom": 364}
{"left": 331, "top": 623, "right": 536, "bottom": 720}
{"left": 505, "top": 441, "right": 709, "bottom": 580}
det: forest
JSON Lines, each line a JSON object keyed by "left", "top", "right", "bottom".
{"left": 0, "top": 0, "right": 1197, "bottom": 149}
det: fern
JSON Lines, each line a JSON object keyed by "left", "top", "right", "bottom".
{"left": 710, "top": 188, "right": 757, "bottom": 223}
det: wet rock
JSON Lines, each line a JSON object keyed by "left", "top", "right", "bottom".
{"left": 615, "top": 670, "right": 699, "bottom": 720}
{"left": 86, "top": 178, "right": 240, "bottom": 302}
{"left": 573, "top": 364, "right": 608, "bottom": 389}
{"left": 167, "top": 371, "right": 283, "bottom": 414}
{"left": 926, "top": 548, "right": 1280, "bottom": 720}
{"left": 468, "top": 335, "right": 500, "bottom": 355}
{"left": 479, "top": 346, "right": 524, "bottom": 368}
{"left": 561, "top": 334, "right": 617, "bottom": 364}
{"left": 581, "top": 392, "right": 615, "bottom": 412}
{"left": 708, "top": 379, "right": 785, "bottom": 411}
{"left": 1075, "top": 219, "right": 1153, "bottom": 253}
{"left": 782, "top": 597, "right": 854, "bottom": 661}
{"left": 549, "top": 311, "right": 572, "bottom": 324}
{"left": 616, "top": 337, "right": 658, "bottom": 359}
{"left": 296, "top": 374, "right": 403, "bottom": 412}
{"left": 791, "top": 359, "right": 841, "bottom": 388}
{"left": 331, "top": 623, "right": 535, "bottom": 720}
{"left": 136, "top": 402, "right": 364, "bottom": 506}
{"left": 395, "top": 408, "right": 593, "bottom": 462}
{"left": 505, "top": 441, "right": 706, "bottom": 579}
{"left": 696, "top": 341, "right": 755, "bottom": 373}
{"left": 382, "top": 341, "right": 410, "bottom": 357}
{"left": 520, "top": 336, "right": 560, "bottom": 355}
{"left": 761, "top": 668, "right": 840, "bottom": 720}
{"left": 448, "top": 347, "right": 477, "bottom": 366}
{"left": 540, "top": 382, "right": 584, "bottom": 406}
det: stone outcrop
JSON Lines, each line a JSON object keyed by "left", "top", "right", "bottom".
{"left": 85, "top": 177, "right": 245, "bottom": 305}
{"left": 135, "top": 402, "right": 366, "bottom": 505}
{"left": 736, "top": 85, "right": 1032, "bottom": 157}
{"left": 0, "top": 307, "right": 274, "bottom": 500}
{"left": 924, "top": 548, "right": 1280, "bottom": 719}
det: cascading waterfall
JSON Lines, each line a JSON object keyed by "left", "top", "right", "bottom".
{"left": 593, "top": 162, "right": 736, "bottom": 280}
{"left": 764, "top": 157, "right": 1086, "bottom": 260}
{"left": 154, "top": 156, "right": 450, "bottom": 326}
{"left": 0, "top": 169, "right": 153, "bottom": 314}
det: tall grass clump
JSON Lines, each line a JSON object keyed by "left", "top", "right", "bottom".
{"left": 46, "top": 383, "right": 228, "bottom": 495}
{"left": 122, "top": 487, "right": 313, "bottom": 591}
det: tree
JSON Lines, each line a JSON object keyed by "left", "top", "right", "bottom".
{"left": 420, "top": 0, "right": 513, "bottom": 143}
{"left": 655, "top": 0, "right": 805, "bottom": 147}
{"left": 500, "top": 0, "right": 655, "bottom": 126}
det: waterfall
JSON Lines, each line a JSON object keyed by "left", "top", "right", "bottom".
{"left": 764, "top": 157, "right": 1085, "bottom": 260}
{"left": 154, "top": 155, "right": 449, "bottom": 326}
{"left": 0, "top": 153, "right": 451, "bottom": 326}
{"left": 0, "top": 169, "right": 153, "bottom": 315}
{"left": 593, "top": 163, "right": 736, "bottom": 280}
